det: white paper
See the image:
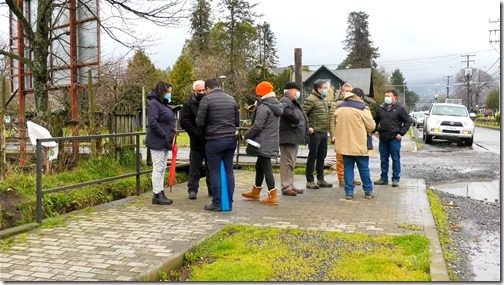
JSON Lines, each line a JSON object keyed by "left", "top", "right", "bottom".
{"left": 246, "top": 139, "right": 260, "bottom": 147}
{"left": 27, "top": 121, "right": 58, "bottom": 160}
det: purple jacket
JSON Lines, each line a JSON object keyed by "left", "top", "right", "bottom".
{"left": 145, "top": 91, "right": 176, "bottom": 150}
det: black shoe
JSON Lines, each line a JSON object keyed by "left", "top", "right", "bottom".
{"left": 204, "top": 204, "right": 221, "bottom": 212}
{"left": 189, "top": 191, "right": 197, "bottom": 200}
{"left": 152, "top": 192, "right": 173, "bottom": 205}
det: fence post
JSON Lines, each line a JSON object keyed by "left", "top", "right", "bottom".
{"left": 136, "top": 133, "right": 141, "bottom": 195}
{"left": 36, "top": 140, "right": 43, "bottom": 223}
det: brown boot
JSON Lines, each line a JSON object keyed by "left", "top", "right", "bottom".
{"left": 242, "top": 185, "right": 262, "bottom": 200}
{"left": 261, "top": 189, "right": 278, "bottom": 205}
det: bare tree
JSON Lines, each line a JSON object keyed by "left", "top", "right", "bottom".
{"left": 453, "top": 68, "right": 497, "bottom": 108}
{"left": 1, "top": 0, "right": 188, "bottom": 130}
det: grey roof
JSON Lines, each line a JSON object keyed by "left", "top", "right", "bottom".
{"left": 273, "top": 65, "right": 372, "bottom": 95}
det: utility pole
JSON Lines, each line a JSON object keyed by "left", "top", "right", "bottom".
{"left": 294, "top": 48, "right": 303, "bottom": 104}
{"left": 489, "top": 19, "right": 500, "bottom": 112}
{"left": 461, "top": 54, "right": 475, "bottom": 109}
{"left": 443, "top": 75, "right": 453, "bottom": 99}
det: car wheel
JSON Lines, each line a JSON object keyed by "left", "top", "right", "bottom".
{"left": 425, "top": 133, "right": 433, "bottom": 144}
{"left": 464, "top": 137, "right": 473, "bottom": 146}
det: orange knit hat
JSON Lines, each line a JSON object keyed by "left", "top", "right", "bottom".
{"left": 255, "top": 81, "right": 273, "bottom": 97}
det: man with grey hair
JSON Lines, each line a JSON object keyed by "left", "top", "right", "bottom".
{"left": 180, "top": 80, "right": 211, "bottom": 199}
{"left": 330, "top": 82, "right": 362, "bottom": 187}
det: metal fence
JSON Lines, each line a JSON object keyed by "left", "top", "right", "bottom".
{"left": 35, "top": 132, "right": 148, "bottom": 223}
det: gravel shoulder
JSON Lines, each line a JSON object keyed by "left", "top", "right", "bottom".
{"left": 393, "top": 140, "right": 501, "bottom": 281}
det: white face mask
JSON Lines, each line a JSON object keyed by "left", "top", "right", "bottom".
{"left": 296, "top": 91, "right": 301, "bottom": 99}
{"left": 384, "top": 97, "right": 393, "bottom": 105}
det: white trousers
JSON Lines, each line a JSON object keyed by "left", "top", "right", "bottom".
{"left": 151, "top": 149, "right": 170, "bottom": 194}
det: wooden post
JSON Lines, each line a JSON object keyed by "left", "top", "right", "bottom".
{"left": 294, "top": 48, "right": 304, "bottom": 103}
{"left": 1, "top": 77, "right": 6, "bottom": 180}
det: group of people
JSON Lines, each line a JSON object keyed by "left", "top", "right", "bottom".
{"left": 145, "top": 77, "right": 411, "bottom": 211}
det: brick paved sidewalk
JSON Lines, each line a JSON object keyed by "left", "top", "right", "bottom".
{"left": 0, "top": 167, "right": 448, "bottom": 281}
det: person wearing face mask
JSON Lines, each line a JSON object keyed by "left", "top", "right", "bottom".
{"left": 180, "top": 80, "right": 212, "bottom": 200}
{"left": 373, "top": 89, "right": 412, "bottom": 187}
{"left": 302, "top": 80, "right": 332, "bottom": 189}
{"left": 145, "top": 81, "right": 176, "bottom": 205}
{"left": 276, "top": 82, "right": 309, "bottom": 196}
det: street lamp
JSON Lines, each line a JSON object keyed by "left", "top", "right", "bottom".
{"left": 219, "top": 75, "right": 227, "bottom": 91}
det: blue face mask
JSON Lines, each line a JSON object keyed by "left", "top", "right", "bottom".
{"left": 164, "top": 92, "right": 172, "bottom": 103}
{"left": 384, "top": 97, "right": 392, "bottom": 105}
{"left": 321, "top": 89, "right": 328, "bottom": 97}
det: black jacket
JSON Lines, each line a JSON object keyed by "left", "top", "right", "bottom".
{"left": 279, "top": 94, "right": 309, "bottom": 145}
{"left": 373, "top": 101, "right": 412, "bottom": 141}
{"left": 196, "top": 88, "right": 239, "bottom": 141}
{"left": 145, "top": 91, "right": 176, "bottom": 150}
{"left": 180, "top": 94, "right": 205, "bottom": 151}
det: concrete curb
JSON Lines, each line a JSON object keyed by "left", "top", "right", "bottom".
{"left": 418, "top": 180, "right": 450, "bottom": 281}
{"left": 134, "top": 227, "right": 224, "bottom": 281}
{"left": 0, "top": 194, "right": 142, "bottom": 240}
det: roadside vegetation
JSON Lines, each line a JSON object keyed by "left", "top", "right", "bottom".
{"left": 0, "top": 151, "right": 188, "bottom": 230}
{"left": 167, "top": 224, "right": 431, "bottom": 281}
{"left": 426, "top": 189, "right": 458, "bottom": 281}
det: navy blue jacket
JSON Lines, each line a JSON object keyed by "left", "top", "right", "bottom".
{"left": 145, "top": 91, "right": 176, "bottom": 150}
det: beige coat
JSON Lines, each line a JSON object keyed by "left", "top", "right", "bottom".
{"left": 333, "top": 96, "right": 376, "bottom": 156}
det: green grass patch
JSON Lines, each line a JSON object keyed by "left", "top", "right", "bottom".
{"left": 176, "top": 132, "right": 190, "bottom": 148}
{"left": 427, "top": 189, "right": 457, "bottom": 280}
{"left": 0, "top": 233, "right": 28, "bottom": 252}
{"left": 398, "top": 223, "right": 423, "bottom": 231}
{"left": 174, "top": 225, "right": 431, "bottom": 281}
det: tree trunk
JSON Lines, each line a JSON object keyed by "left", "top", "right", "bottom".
{"left": 32, "top": 0, "right": 52, "bottom": 131}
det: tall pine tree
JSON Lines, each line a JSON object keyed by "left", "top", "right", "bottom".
{"left": 257, "top": 22, "right": 278, "bottom": 68}
{"left": 338, "top": 11, "right": 379, "bottom": 69}
{"left": 190, "top": 0, "right": 212, "bottom": 57}
{"left": 168, "top": 44, "right": 194, "bottom": 105}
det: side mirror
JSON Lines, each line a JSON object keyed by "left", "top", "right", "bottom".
{"left": 469, "top": 113, "right": 476, "bottom": 118}
{"left": 424, "top": 111, "right": 429, "bottom": 115}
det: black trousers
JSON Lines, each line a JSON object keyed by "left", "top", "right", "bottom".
{"left": 255, "top": 155, "right": 275, "bottom": 190}
{"left": 306, "top": 132, "right": 328, "bottom": 182}
{"left": 187, "top": 148, "right": 212, "bottom": 195}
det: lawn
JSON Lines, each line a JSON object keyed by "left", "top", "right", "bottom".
{"left": 167, "top": 224, "right": 431, "bottom": 282}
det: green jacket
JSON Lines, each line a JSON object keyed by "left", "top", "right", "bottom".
{"left": 329, "top": 93, "right": 345, "bottom": 138}
{"left": 303, "top": 91, "right": 330, "bottom": 134}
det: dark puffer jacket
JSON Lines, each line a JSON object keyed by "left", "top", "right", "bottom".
{"left": 180, "top": 94, "right": 205, "bottom": 151}
{"left": 145, "top": 91, "right": 176, "bottom": 150}
{"left": 302, "top": 91, "right": 330, "bottom": 133}
{"left": 373, "top": 101, "right": 412, "bottom": 141}
{"left": 196, "top": 88, "right": 239, "bottom": 141}
{"left": 244, "top": 93, "right": 283, "bottom": 158}
{"left": 279, "top": 93, "right": 309, "bottom": 145}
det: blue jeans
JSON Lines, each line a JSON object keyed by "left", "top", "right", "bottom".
{"left": 342, "top": 155, "right": 373, "bottom": 196}
{"left": 205, "top": 137, "right": 236, "bottom": 209}
{"left": 378, "top": 138, "right": 402, "bottom": 183}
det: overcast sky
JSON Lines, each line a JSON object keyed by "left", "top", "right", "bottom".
{"left": 0, "top": 0, "right": 501, "bottom": 95}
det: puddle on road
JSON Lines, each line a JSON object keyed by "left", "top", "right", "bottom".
{"left": 432, "top": 180, "right": 500, "bottom": 203}
{"left": 469, "top": 231, "right": 501, "bottom": 281}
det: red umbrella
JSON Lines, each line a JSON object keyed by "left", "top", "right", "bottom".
{"left": 169, "top": 132, "right": 178, "bottom": 192}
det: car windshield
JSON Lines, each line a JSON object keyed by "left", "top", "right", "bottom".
{"left": 431, "top": 106, "right": 468, "bottom": 117}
